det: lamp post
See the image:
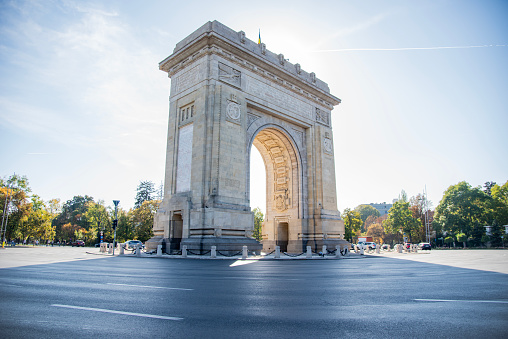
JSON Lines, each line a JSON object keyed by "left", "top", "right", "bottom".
{"left": 112, "top": 200, "right": 120, "bottom": 255}
{"left": 1, "top": 180, "right": 14, "bottom": 248}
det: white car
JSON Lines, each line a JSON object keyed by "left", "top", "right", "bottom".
{"left": 125, "top": 240, "right": 144, "bottom": 250}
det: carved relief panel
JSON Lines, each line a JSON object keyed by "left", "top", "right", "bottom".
{"left": 219, "top": 62, "right": 241, "bottom": 88}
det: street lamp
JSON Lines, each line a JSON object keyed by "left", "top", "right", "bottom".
{"left": 112, "top": 200, "right": 120, "bottom": 255}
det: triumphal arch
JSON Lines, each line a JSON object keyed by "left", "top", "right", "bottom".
{"left": 150, "top": 21, "right": 346, "bottom": 253}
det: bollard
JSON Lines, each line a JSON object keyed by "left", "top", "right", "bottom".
{"left": 354, "top": 245, "right": 358, "bottom": 253}
{"left": 306, "top": 246, "right": 312, "bottom": 258}
{"left": 398, "top": 244, "right": 403, "bottom": 253}
{"left": 182, "top": 245, "right": 187, "bottom": 258}
{"left": 275, "top": 246, "right": 280, "bottom": 259}
{"left": 242, "top": 246, "right": 248, "bottom": 259}
{"left": 322, "top": 245, "right": 327, "bottom": 257}
{"left": 336, "top": 245, "right": 342, "bottom": 259}
{"left": 211, "top": 246, "right": 216, "bottom": 258}
{"left": 360, "top": 245, "right": 364, "bottom": 255}
{"left": 108, "top": 243, "right": 113, "bottom": 254}
{"left": 376, "top": 245, "right": 380, "bottom": 254}
{"left": 119, "top": 243, "right": 124, "bottom": 255}
{"left": 157, "top": 244, "right": 162, "bottom": 257}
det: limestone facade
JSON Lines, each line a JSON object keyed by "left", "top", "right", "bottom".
{"left": 151, "top": 21, "right": 346, "bottom": 253}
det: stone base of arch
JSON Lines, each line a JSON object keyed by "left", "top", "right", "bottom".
{"left": 180, "top": 237, "right": 262, "bottom": 255}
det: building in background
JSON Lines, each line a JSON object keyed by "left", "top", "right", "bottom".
{"left": 367, "top": 199, "right": 397, "bottom": 216}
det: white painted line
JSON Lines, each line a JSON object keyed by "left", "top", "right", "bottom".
{"left": 230, "top": 260, "right": 259, "bottom": 267}
{"left": 106, "top": 283, "right": 193, "bottom": 291}
{"left": 51, "top": 304, "right": 183, "bottom": 320}
{"left": 414, "top": 299, "right": 508, "bottom": 304}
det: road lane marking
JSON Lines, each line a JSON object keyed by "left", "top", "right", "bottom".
{"left": 230, "top": 260, "right": 259, "bottom": 267}
{"left": 51, "top": 304, "right": 183, "bottom": 320}
{"left": 106, "top": 283, "right": 193, "bottom": 291}
{"left": 414, "top": 299, "right": 508, "bottom": 304}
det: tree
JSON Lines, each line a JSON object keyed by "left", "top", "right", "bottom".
{"left": 115, "top": 209, "right": 135, "bottom": 242}
{"left": 132, "top": 200, "right": 159, "bottom": 242}
{"left": 491, "top": 181, "right": 508, "bottom": 226}
{"left": 135, "top": 181, "right": 156, "bottom": 209}
{"left": 483, "top": 181, "right": 496, "bottom": 196}
{"left": 354, "top": 205, "right": 380, "bottom": 232}
{"left": 366, "top": 222, "right": 384, "bottom": 244}
{"left": 1, "top": 174, "right": 32, "bottom": 241}
{"left": 83, "top": 201, "right": 109, "bottom": 245}
{"left": 434, "top": 181, "right": 492, "bottom": 240}
{"left": 354, "top": 205, "right": 380, "bottom": 223}
{"left": 343, "top": 208, "right": 362, "bottom": 242}
{"left": 491, "top": 181, "right": 508, "bottom": 205}
{"left": 456, "top": 232, "right": 467, "bottom": 248}
{"left": 409, "top": 194, "right": 433, "bottom": 244}
{"left": 383, "top": 200, "right": 420, "bottom": 243}
{"left": 490, "top": 220, "right": 504, "bottom": 247}
{"left": 252, "top": 207, "right": 264, "bottom": 241}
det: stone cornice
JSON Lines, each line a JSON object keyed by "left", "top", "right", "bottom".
{"left": 159, "top": 21, "right": 341, "bottom": 108}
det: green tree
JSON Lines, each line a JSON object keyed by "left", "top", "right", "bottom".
{"left": 491, "top": 181, "right": 508, "bottom": 205}
{"left": 84, "top": 200, "right": 109, "bottom": 245}
{"left": 343, "top": 208, "right": 362, "bottom": 242}
{"left": 135, "top": 181, "right": 156, "bottom": 209}
{"left": 354, "top": 205, "right": 380, "bottom": 231}
{"left": 490, "top": 220, "right": 504, "bottom": 247}
{"left": 434, "top": 181, "right": 492, "bottom": 240}
{"left": 132, "top": 200, "right": 159, "bottom": 242}
{"left": 483, "top": 181, "right": 496, "bottom": 196}
{"left": 252, "top": 207, "right": 264, "bottom": 241}
{"left": 456, "top": 232, "right": 467, "bottom": 248}
{"left": 54, "top": 195, "right": 94, "bottom": 241}
{"left": 384, "top": 200, "right": 420, "bottom": 243}
{"left": 115, "top": 209, "right": 135, "bottom": 242}
{"left": 469, "top": 221, "right": 484, "bottom": 247}
{"left": 491, "top": 181, "right": 508, "bottom": 226}
{"left": 444, "top": 235, "right": 454, "bottom": 247}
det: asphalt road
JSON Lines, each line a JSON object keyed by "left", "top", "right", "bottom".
{"left": 0, "top": 248, "right": 507, "bottom": 338}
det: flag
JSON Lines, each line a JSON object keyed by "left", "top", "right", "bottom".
{"left": 258, "top": 29, "right": 261, "bottom": 44}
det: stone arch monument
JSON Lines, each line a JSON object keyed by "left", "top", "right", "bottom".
{"left": 149, "top": 21, "right": 347, "bottom": 253}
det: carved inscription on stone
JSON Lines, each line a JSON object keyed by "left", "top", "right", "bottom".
{"left": 175, "top": 64, "right": 200, "bottom": 93}
{"left": 219, "top": 62, "right": 241, "bottom": 87}
{"left": 247, "top": 76, "right": 313, "bottom": 121}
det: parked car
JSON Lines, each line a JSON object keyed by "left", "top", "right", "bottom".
{"left": 357, "top": 242, "right": 376, "bottom": 250}
{"left": 125, "top": 240, "right": 144, "bottom": 250}
{"left": 405, "top": 243, "right": 412, "bottom": 249}
{"left": 418, "top": 242, "right": 431, "bottom": 250}
{"left": 71, "top": 240, "right": 85, "bottom": 247}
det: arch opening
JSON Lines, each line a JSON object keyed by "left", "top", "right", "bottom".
{"left": 248, "top": 126, "right": 302, "bottom": 252}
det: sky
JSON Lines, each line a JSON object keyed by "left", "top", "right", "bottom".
{"left": 1, "top": 0, "right": 507, "bottom": 213}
